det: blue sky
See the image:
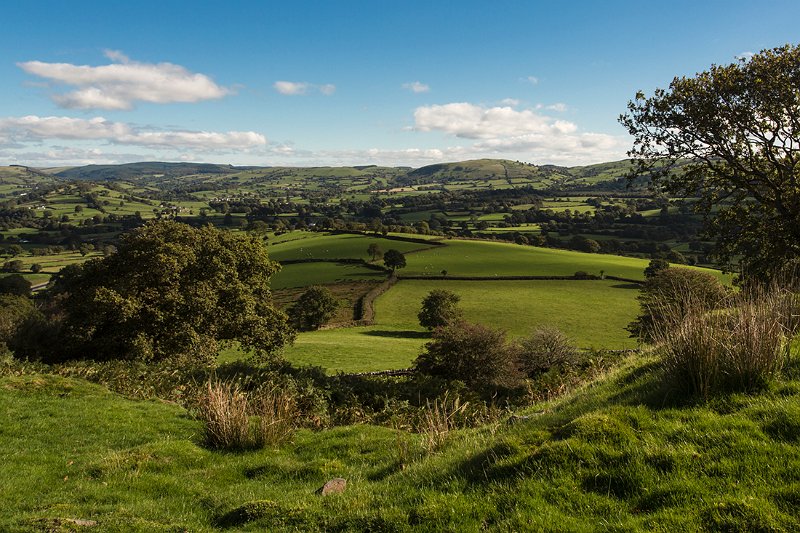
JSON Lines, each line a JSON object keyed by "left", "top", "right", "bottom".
{"left": 1, "top": 0, "right": 799, "bottom": 168}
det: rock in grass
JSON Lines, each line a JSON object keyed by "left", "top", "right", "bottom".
{"left": 317, "top": 477, "right": 347, "bottom": 495}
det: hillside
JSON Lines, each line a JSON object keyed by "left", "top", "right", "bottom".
{"left": 0, "top": 158, "right": 636, "bottom": 190}
{"left": 2, "top": 354, "right": 798, "bottom": 531}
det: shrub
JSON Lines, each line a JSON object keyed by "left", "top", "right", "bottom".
{"left": 628, "top": 267, "right": 729, "bottom": 342}
{"left": 418, "top": 289, "right": 462, "bottom": 330}
{"left": 517, "top": 326, "right": 578, "bottom": 377}
{"left": 414, "top": 320, "right": 521, "bottom": 391}
{"left": 0, "top": 274, "right": 30, "bottom": 296}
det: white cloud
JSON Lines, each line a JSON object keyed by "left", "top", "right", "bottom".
{"left": 402, "top": 81, "right": 430, "bottom": 93}
{"left": 273, "top": 81, "right": 310, "bottom": 95}
{"left": 409, "top": 101, "right": 628, "bottom": 165}
{"left": 18, "top": 52, "right": 231, "bottom": 110}
{"left": 414, "top": 102, "right": 576, "bottom": 139}
{"left": 545, "top": 103, "right": 568, "bottom": 112}
{"left": 499, "top": 98, "right": 520, "bottom": 106}
{"left": 0, "top": 115, "right": 266, "bottom": 151}
{"left": 736, "top": 51, "right": 754, "bottom": 61}
{"left": 273, "top": 81, "right": 335, "bottom": 95}
{"left": 526, "top": 76, "right": 539, "bottom": 85}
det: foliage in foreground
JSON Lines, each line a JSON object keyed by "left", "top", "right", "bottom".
{"left": 198, "top": 379, "right": 297, "bottom": 449}
{"left": 628, "top": 267, "right": 730, "bottom": 342}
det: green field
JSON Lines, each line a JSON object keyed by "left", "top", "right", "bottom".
{"left": 402, "top": 239, "right": 730, "bottom": 281}
{"left": 375, "top": 280, "right": 639, "bottom": 348}
{"left": 267, "top": 233, "right": 430, "bottom": 262}
{"left": 271, "top": 262, "right": 386, "bottom": 290}
{"left": 278, "top": 279, "right": 640, "bottom": 373}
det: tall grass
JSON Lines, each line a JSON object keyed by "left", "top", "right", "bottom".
{"left": 656, "top": 282, "right": 800, "bottom": 399}
{"left": 253, "top": 387, "right": 297, "bottom": 447}
{"left": 198, "top": 380, "right": 251, "bottom": 449}
{"left": 419, "top": 393, "right": 469, "bottom": 453}
{"left": 197, "top": 379, "right": 298, "bottom": 450}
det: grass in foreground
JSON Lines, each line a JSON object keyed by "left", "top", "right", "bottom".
{"left": 2, "top": 354, "right": 800, "bottom": 531}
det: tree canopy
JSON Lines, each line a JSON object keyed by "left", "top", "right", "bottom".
{"left": 52, "top": 220, "right": 293, "bottom": 364}
{"left": 621, "top": 44, "right": 800, "bottom": 279}
{"left": 287, "top": 286, "right": 340, "bottom": 331}
{"left": 383, "top": 249, "right": 406, "bottom": 272}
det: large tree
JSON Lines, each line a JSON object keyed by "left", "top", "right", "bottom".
{"left": 620, "top": 44, "right": 800, "bottom": 279}
{"left": 51, "top": 220, "right": 293, "bottom": 364}
{"left": 418, "top": 289, "right": 462, "bottom": 330}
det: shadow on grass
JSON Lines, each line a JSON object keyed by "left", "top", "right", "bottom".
{"left": 610, "top": 283, "right": 642, "bottom": 290}
{"left": 362, "top": 330, "right": 431, "bottom": 339}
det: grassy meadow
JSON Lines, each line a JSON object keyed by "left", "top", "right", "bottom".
{"left": 3, "top": 355, "right": 799, "bottom": 531}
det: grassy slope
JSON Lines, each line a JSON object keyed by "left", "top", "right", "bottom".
{"left": 270, "top": 262, "right": 385, "bottom": 290}
{"left": 3, "top": 356, "right": 799, "bottom": 531}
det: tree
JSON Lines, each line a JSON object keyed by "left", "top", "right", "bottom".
{"left": 367, "top": 243, "right": 383, "bottom": 261}
{"left": 0, "top": 294, "right": 39, "bottom": 353}
{"left": 287, "top": 286, "right": 340, "bottom": 331}
{"left": 0, "top": 274, "right": 31, "bottom": 296}
{"left": 383, "top": 249, "right": 406, "bottom": 272}
{"left": 627, "top": 267, "right": 729, "bottom": 342}
{"left": 49, "top": 220, "right": 294, "bottom": 364}
{"left": 418, "top": 289, "right": 463, "bottom": 330}
{"left": 2, "top": 260, "right": 24, "bottom": 273}
{"left": 621, "top": 44, "right": 800, "bottom": 279}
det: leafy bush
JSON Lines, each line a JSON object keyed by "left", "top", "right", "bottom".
{"left": 517, "top": 325, "right": 578, "bottom": 377}
{"left": 414, "top": 320, "right": 521, "bottom": 391}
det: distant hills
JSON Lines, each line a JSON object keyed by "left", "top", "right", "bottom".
{"left": 11, "top": 158, "right": 634, "bottom": 186}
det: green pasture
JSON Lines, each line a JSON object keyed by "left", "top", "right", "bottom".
{"left": 267, "top": 233, "right": 430, "bottom": 262}
{"left": 280, "top": 278, "right": 639, "bottom": 373}
{"left": 279, "top": 325, "right": 425, "bottom": 372}
{"left": 375, "top": 279, "right": 639, "bottom": 349}
{"left": 271, "top": 262, "right": 386, "bottom": 290}
{"left": 402, "top": 239, "right": 730, "bottom": 282}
